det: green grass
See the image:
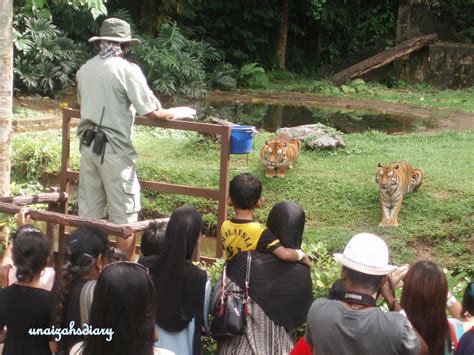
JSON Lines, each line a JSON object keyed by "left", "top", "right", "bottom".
{"left": 13, "top": 106, "right": 49, "bottom": 119}
{"left": 12, "top": 127, "right": 473, "bottom": 272}
{"left": 137, "top": 128, "right": 474, "bottom": 271}
{"left": 264, "top": 74, "right": 474, "bottom": 113}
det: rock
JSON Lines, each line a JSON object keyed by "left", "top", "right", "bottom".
{"left": 276, "top": 123, "right": 345, "bottom": 149}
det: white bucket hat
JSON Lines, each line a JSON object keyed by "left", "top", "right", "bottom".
{"left": 334, "top": 233, "right": 397, "bottom": 275}
{"left": 88, "top": 18, "right": 141, "bottom": 45}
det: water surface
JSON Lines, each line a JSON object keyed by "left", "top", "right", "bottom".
{"left": 197, "top": 101, "right": 435, "bottom": 134}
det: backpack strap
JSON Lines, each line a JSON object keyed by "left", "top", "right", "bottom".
{"left": 80, "top": 280, "right": 97, "bottom": 326}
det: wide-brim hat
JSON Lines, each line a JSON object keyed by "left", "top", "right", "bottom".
{"left": 334, "top": 233, "right": 397, "bottom": 275}
{"left": 88, "top": 17, "right": 141, "bottom": 46}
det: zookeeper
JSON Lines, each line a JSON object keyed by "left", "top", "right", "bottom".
{"left": 76, "top": 17, "right": 195, "bottom": 258}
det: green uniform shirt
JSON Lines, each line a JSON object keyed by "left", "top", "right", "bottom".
{"left": 76, "top": 55, "right": 161, "bottom": 165}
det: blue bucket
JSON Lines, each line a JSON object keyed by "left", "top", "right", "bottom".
{"left": 230, "top": 125, "right": 255, "bottom": 154}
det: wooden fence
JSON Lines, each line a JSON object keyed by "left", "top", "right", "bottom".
{"left": 0, "top": 109, "right": 232, "bottom": 271}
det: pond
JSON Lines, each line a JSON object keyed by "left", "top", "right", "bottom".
{"left": 197, "top": 101, "right": 436, "bottom": 134}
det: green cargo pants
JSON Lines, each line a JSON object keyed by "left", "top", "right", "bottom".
{"left": 78, "top": 143, "right": 141, "bottom": 224}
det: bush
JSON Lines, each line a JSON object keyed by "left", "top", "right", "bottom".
{"left": 130, "top": 22, "right": 226, "bottom": 99}
{"left": 239, "top": 63, "right": 270, "bottom": 89}
{"left": 207, "top": 62, "right": 238, "bottom": 91}
{"left": 13, "top": 11, "right": 84, "bottom": 97}
{"left": 11, "top": 131, "right": 80, "bottom": 183}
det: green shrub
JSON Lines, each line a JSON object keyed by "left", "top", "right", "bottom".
{"left": 13, "top": 11, "right": 84, "bottom": 97}
{"left": 239, "top": 63, "right": 270, "bottom": 89}
{"left": 207, "top": 62, "right": 238, "bottom": 91}
{"left": 11, "top": 131, "right": 79, "bottom": 183}
{"left": 130, "top": 22, "right": 224, "bottom": 99}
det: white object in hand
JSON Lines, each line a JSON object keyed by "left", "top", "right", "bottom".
{"left": 169, "top": 106, "right": 197, "bottom": 119}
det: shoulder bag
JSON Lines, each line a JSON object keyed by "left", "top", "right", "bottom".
{"left": 211, "top": 252, "right": 252, "bottom": 338}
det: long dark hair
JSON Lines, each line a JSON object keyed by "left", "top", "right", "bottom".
{"left": 151, "top": 206, "right": 206, "bottom": 332}
{"left": 400, "top": 260, "right": 450, "bottom": 355}
{"left": 54, "top": 227, "right": 109, "bottom": 327}
{"left": 82, "top": 262, "right": 156, "bottom": 355}
{"left": 12, "top": 229, "right": 50, "bottom": 283}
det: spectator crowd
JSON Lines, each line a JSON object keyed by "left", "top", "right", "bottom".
{"left": 0, "top": 173, "right": 472, "bottom": 355}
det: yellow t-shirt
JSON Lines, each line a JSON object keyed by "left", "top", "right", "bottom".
{"left": 221, "top": 219, "right": 281, "bottom": 260}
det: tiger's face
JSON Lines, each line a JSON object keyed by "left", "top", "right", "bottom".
{"left": 260, "top": 141, "right": 290, "bottom": 168}
{"left": 375, "top": 164, "right": 399, "bottom": 192}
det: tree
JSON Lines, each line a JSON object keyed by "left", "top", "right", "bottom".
{"left": 0, "top": 0, "right": 106, "bottom": 197}
{"left": 0, "top": 0, "right": 13, "bottom": 197}
{"left": 274, "top": 0, "right": 290, "bottom": 70}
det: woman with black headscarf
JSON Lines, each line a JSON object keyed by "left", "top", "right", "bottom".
{"left": 211, "top": 200, "right": 313, "bottom": 354}
{"left": 148, "top": 206, "right": 209, "bottom": 355}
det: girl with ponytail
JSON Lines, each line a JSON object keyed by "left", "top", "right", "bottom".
{"left": 53, "top": 227, "right": 110, "bottom": 354}
{"left": 1, "top": 208, "right": 55, "bottom": 289}
{"left": 0, "top": 227, "right": 52, "bottom": 355}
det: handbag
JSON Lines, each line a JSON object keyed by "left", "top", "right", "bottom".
{"left": 211, "top": 252, "right": 252, "bottom": 339}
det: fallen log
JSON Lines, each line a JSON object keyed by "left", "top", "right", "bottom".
{"left": 331, "top": 33, "right": 438, "bottom": 85}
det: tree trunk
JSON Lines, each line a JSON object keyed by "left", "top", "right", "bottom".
{"left": 0, "top": 0, "right": 13, "bottom": 197}
{"left": 274, "top": 0, "right": 290, "bottom": 70}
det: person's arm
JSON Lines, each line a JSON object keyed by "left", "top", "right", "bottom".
{"left": 15, "top": 207, "right": 30, "bottom": 228}
{"left": 145, "top": 108, "right": 175, "bottom": 121}
{"left": 272, "top": 246, "right": 312, "bottom": 268}
{"left": 1, "top": 207, "right": 31, "bottom": 274}
{"left": 379, "top": 277, "right": 403, "bottom": 312}
{"left": 446, "top": 291, "right": 464, "bottom": 320}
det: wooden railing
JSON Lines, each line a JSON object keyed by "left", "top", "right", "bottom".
{"left": 0, "top": 192, "right": 169, "bottom": 273}
{"left": 59, "top": 108, "right": 231, "bottom": 262}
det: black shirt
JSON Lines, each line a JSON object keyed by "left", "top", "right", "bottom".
{"left": 0, "top": 284, "right": 52, "bottom": 355}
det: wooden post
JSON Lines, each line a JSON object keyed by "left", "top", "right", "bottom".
{"left": 58, "top": 109, "right": 73, "bottom": 274}
{"left": 216, "top": 126, "right": 231, "bottom": 258}
{"left": 46, "top": 187, "right": 60, "bottom": 267}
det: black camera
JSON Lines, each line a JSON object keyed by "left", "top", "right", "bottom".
{"left": 92, "top": 130, "right": 107, "bottom": 155}
{"left": 81, "top": 129, "right": 95, "bottom": 147}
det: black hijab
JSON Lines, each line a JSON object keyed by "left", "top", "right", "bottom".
{"left": 227, "top": 200, "right": 313, "bottom": 329}
{"left": 149, "top": 206, "right": 207, "bottom": 333}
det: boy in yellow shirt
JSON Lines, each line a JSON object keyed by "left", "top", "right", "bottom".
{"left": 221, "top": 173, "right": 311, "bottom": 267}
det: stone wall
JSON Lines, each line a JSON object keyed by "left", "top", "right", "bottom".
{"left": 394, "top": 0, "right": 473, "bottom": 88}
{"left": 429, "top": 42, "right": 474, "bottom": 88}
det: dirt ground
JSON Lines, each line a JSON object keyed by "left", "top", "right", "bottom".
{"left": 13, "top": 89, "right": 474, "bottom": 133}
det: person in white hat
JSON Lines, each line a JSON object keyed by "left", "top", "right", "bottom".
{"left": 304, "top": 233, "right": 429, "bottom": 355}
{"left": 75, "top": 18, "right": 195, "bottom": 258}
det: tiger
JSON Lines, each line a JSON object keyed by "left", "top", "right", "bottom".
{"left": 375, "top": 161, "right": 423, "bottom": 227}
{"left": 260, "top": 133, "right": 301, "bottom": 178}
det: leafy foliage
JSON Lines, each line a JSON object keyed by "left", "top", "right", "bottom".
{"left": 207, "top": 62, "right": 238, "bottom": 91}
{"left": 239, "top": 63, "right": 270, "bottom": 89}
{"left": 13, "top": 12, "right": 84, "bottom": 97}
{"left": 186, "top": 0, "right": 399, "bottom": 71}
{"left": 304, "top": 241, "right": 341, "bottom": 299}
{"left": 186, "top": 1, "right": 279, "bottom": 66}
{"left": 130, "top": 22, "right": 228, "bottom": 98}
{"left": 428, "top": 0, "right": 474, "bottom": 43}
{"left": 24, "top": 0, "right": 107, "bottom": 20}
